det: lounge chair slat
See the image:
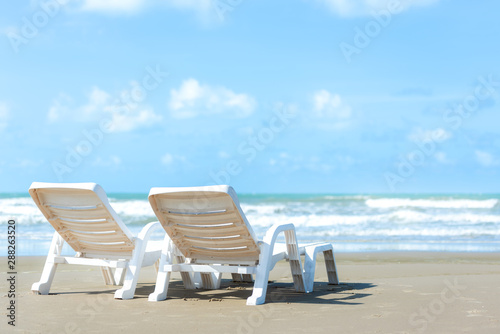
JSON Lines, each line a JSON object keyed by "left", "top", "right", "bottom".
{"left": 36, "top": 189, "right": 103, "bottom": 207}
{"left": 169, "top": 224, "right": 251, "bottom": 238}
{"left": 79, "top": 243, "right": 136, "bottom": 253}
{"left": 180, "top": 236, "right": 259, "bottom": 249}
{"left": 163, "top": 209, "right": 234, "bottom": 217}
{"left": 156, "top": 195, "right": 234, "bottom": 212}
{"left": 187, "top": 249, "right": 260, "bottom": 261}
{"left": 52, "top": 220, "right": 120, "bottom": 232}
{"left": 63, "top": 231, "right": 132, "bottom": 244}
{"left": 163, "top": 213, "right": 239, "bottom": 225}
{"left": 44, "top": 206, "right": 111, "bottom": 220}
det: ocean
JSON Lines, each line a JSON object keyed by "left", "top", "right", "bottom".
{"left": 1, "top": 193, "right": 500, "bottom": 256}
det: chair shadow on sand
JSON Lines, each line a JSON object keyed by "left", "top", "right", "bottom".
{"left": 130, "top": 279, "right": 375, "bottom": 306}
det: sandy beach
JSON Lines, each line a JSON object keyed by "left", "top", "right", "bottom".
{"left": 2, "top": 252, "right": 499, "bottom": 333}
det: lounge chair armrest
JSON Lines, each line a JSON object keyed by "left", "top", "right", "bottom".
{"left": 263, "top": 223, "right": 296, "bottom": 245}
{"left": 134, "top": 221, "right": 164, "bottom": 266}
{"left": 262, "top": 223, "right": 302, "bottom": 269}
{"left": 137, "top": 221, "right": 163, "bottom": 242}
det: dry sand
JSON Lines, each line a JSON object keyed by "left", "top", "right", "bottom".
{"left": 2, "top": 252, "right": 500, "bottom": 333}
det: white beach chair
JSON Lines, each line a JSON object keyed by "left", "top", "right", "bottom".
{"left": 147, "top": 185, "right": 339, "bottom": 305}
{"left": 29, "top": 182, "right": 163, "bottom": 299}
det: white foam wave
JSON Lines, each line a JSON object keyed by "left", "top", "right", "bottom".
{"left": 246, "top": 210, "right": 500, "bottom": 228}
{"left": 240, "top": 204, "right": 287, "bottom": 215}
{"left": 0, "top": 197, "right": 45, "bottom": 225}
{"left": 321, "top": 227, "right": 500, "bottom": 237}
{"left": 322, "top": 195, "right": 370, "bottom": 200}
{"left": 109, "top": 200, "right": 155, "bottom": 219}
{"left": 366, "top": 198, "right": 498, "bottom": 209}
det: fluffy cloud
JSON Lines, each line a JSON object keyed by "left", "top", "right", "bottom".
{"left": 475, "top": 150, "right": 500, "bottom": 167}
{"left": 0, "top": 103, "right": 9, "bottom": 132}
{"left": 434, "top": 152, "right": 452, "bottom": 165}
{"left": 163, "top": 0, "right": 213, "bottom": 15}
{"left": 78, "top": 0, "right": 214, "bottom": 18}
{"left": 14, "top": 159, "right": 44, "bottom": 169}
{"left": 80, "top": 0, "right": 145, "bottom": 13}
{"left": 76, "top": 0, "right": 438, "bottom": 17}
{"left": 310, "top": 0, "right": 440, "bottom": 17}
{"left": 269, "top": 152, "right": 354, "bottom": 173}
{"left": 66, "top": 0, "right": 440, "bottom": 19}
{"left": 311, "top": 90, "right": 352, "bottom": 130}
{"left": 92, "top": 155, "right": 122, "bottom": 167}
{"left": 168, "top": 78, "right": 256, "bottom": 119}
{"left": 313, "top": 89, "right": 351, "bottom": 119}
{"left": 408, "top": 127, "right": 452, "bottom": 144}
{"left": 48, "top": 84, "right": 162, "bottom": 132}
{"left": 161, "top": 153, "right": 187, "bottom": 166}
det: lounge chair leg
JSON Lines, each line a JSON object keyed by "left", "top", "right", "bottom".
{"left": 178, "top": 256, "right": 198, "bottom": 290}
{"left": 241, "top": 274, "right": 253, "bottom": 283}
{"left": 100, "top": 267, "right": 116, "bottom": 285}
{"left": 114, "top": 262, "right": 140, "bottom": 299}
{"left": 114, "top": 240, "right": 146, "bottom": 300}
{"left": 246, "top": 244, "right": 272, "bottom": 305}
{"left": 201, "top": 272, "right": 222, "bottom": 289}
{"left": 304, "top": 244, "right": 339, "bottom": 293}
{"left": 324, "top": 249, "right": 339, "bottom": 285}
{"left": 154, "top": 259, "right": 160, "bottom": 273}
{"left": 32, "top": 232, "right": 64, "bottom": 295}
{"left": 284, "top": 230, "right": 306, "bottom": 293}
{"left": 114, "top": 267, "right": 126, "bottom": 286}
{"left": 231, "top": 273, "right": 243, "bottom": 282}
{"left": 149, "top": 237, "right": 174, "bottom": 301}
{"left": 232, "top": 267, "right": 253, "bottom": 283}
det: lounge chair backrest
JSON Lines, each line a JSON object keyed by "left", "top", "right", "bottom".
{"left": 149, "top": 185, "right": 260, "bottom": 263}
{"left": 29, "top": 182, "right": 135, "bottom": 258}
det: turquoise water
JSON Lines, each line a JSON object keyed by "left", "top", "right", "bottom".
{"left": 1, "top": 193, "right": 500, "bottom": 255}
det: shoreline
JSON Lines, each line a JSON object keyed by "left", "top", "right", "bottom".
{"left": 2, "top": 252, "right": 499, "bottom": 333}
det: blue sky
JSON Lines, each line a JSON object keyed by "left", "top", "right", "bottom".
{"left": 1, "top": 0, "right": 499, "bottom": 193}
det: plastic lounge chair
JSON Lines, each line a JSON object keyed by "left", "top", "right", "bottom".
{"left": 29, "top": 182, "right": 163, "bottom": 299}
{"left": 147, "top": 185, "right": 339, "bottom": 305}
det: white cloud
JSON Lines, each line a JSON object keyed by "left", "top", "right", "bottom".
{"left": 92, "top": 155, "right": 122, "bottom": 167}
{"left": 310, "top": 0, "right": 440, "bottom": 17}
{"left": 218, "top": 151, "right": 230, "bottom": 159}
{"left": 161, "top": 153, "right": 173, "bottom": 165}
{"left": 78, "top": 0, "right": 215, "bottom": 19}
{"left": 1, "top": 26, "right": 20, "bottom": 40}
{"left": 48, "top": 93, "right": 73, "bottom": 123}
{"left": 475, "top": 150, "right": 500, "bottom": 167}
{"left": 14, "top": 159, "right": 44, "bottom": 169}
{"left": 71, "top": 0, "right": 438, "bottom": 19}
{"left": 313, "top": 90, "right": 351, "bottom": 119}
{"left": 409, "top": 128, "right": 452, "bottom": 144}
{"left": 0, "top": 103, "right": 9, "bottom": 131}
{"left": 109, "top": 107, "right": 160, "bottom": 132}
{"left": 434, "top": 152, "right": 452, "bottom": 165}
{"left": 269, "top": 152, "right": 352, "bottom": 173}
{"left": 48, "top": 84, "right": 162, "bottom": 132}
{"left": 82, "top": 87, "right": 112, "bottom": 117}
{"left": 164, "top": 0, "right": 213, "bottom": 16}
{"left": 311, "top": 90, "right": 352, "bottom": 130}
{"left": 168, "top": 78, "right": 256, "bottom": 119}
{"left": 161, "top": 153, "right": 186, "bottom": 166}
{"left": 81, "top": 0, "right": 145, "bottom": 13}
